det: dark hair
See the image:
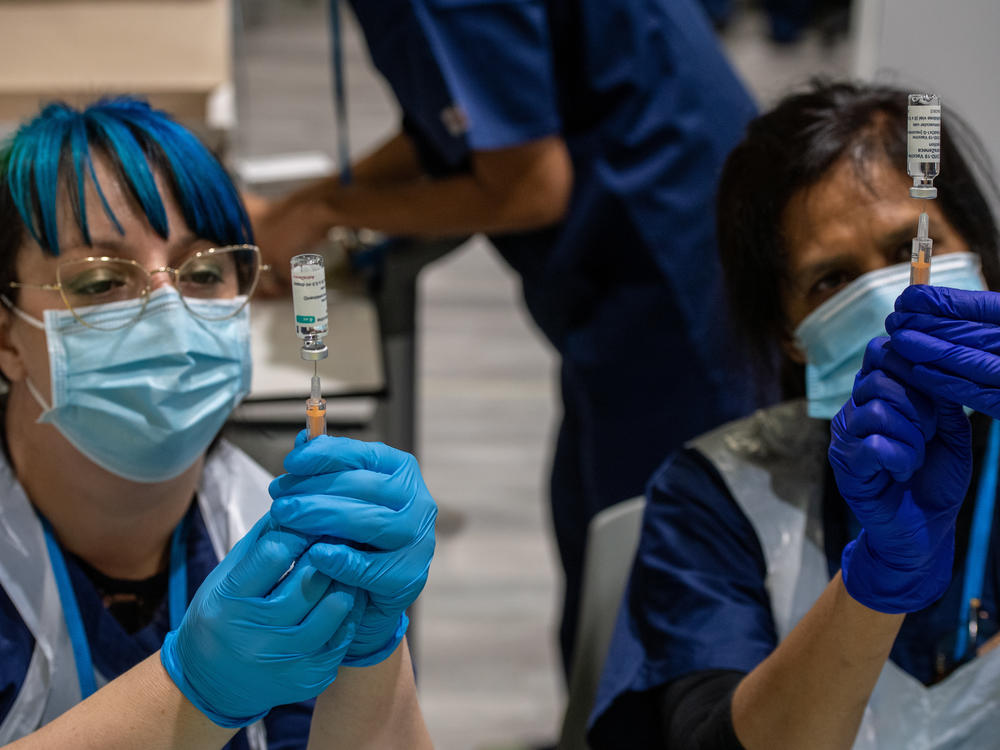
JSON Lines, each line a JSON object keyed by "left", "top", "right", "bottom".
{"left": 717, "top": 79, "right": 1000, "bottom": 397}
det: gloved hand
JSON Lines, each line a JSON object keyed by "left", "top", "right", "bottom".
{"left": 830, "top": 337, "right": 972, "bottom": 613}
{"left": 269, "top": 434, "right": 437, "bottom": 666}
{"left": 886, "top": 285, "right": 1000, "bottom": 417}
{"left": 161, "top": 514, "right": 364, "bottom": 728}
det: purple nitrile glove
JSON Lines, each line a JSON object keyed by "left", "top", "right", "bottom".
{"left": 830, "top": 337, "right": 972, "bottom": 613}
{"left": 887, "top": 285, "right": 1000, "bottom": 417}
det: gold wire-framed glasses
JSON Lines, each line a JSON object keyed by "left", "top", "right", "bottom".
{"left": 9, "top": 244, "right": 270, "bottom": 331}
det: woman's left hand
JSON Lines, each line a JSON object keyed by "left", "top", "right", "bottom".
{"left": 269, "top": 435, "right": 437, "bottom": 667}
{"left": 887, "top": 285, "right": 1000, "bottom": 417}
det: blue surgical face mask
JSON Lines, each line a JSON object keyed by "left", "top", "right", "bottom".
{"left": 794, "top": 252, "right": 987, "bottom": 419}
{"left": 8, "top": 287, "right": 251, "bottom": 482}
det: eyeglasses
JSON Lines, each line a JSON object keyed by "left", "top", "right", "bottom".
{"left": 9, "top": 244, "right": 269, "bottom": 331}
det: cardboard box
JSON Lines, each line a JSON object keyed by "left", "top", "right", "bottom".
{"left": 0, "top": 0, "right": 230, "bottom": 121}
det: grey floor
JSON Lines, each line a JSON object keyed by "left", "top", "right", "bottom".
{"left": 234, "top": 3, "right": 850, "bottom": 747}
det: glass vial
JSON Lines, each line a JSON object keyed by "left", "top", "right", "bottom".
{"left": 907, "top": 93, "right": 941, "bottom": 199}
{"left": 290, "top": 253, "right": 329, "bottom": 360}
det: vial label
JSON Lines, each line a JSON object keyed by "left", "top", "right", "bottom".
{"left": 907, "top": 94, "right": 941, "bottom": 164}
{"left": 290, "top": 256, "right": 329, "bottom": 338}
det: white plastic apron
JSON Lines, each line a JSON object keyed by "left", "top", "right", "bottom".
{"left": 0, "top": 440, "right": 272, "bottom": 747}
{"left": 692, "top": 400, "right": 1000, "bottom": 750}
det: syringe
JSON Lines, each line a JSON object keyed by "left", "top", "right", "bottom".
{"left": 306, "top": 369, "right": 327, "bottom": 441}
{"left": 907, "top": 93, "right": 941, "bottom": 286}
{"left": 291, "top": 253, "right": 329, "bottom": 440}
{"left": 911, "top": 212, "right": 932, "bottom": 286}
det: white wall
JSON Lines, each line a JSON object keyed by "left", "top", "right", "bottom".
{"left": 853, "top": 0, "right": 1000, "bottom": 181}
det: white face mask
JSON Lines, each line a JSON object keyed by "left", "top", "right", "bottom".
{"left": 5, "top": 287, "right": 252, "bottom": 482}
{"left": 794, "top": 252, "right": 987, "bottom": 419}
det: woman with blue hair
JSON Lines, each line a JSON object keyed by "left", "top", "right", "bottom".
{"left": 0, "top": 98, "right": 435, "bottom": 748}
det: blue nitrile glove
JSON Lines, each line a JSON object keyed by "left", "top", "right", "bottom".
{"left": 830, "top": 337, "right": 972, "bottom": 613}
{"left": 887, "top": 285, "right": 1000, "bottom": 418}
{"left": 161, "top": 514, "right": 364, "bottom": 728}
{"left": 269, "top": 434, "right": 437, "bottom": 666}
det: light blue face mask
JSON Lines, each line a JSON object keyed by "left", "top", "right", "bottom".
{"left": 794, "top": 251, "right": 987, "bottom": 419}
{"left": 9, "top": 287, "right": 252, "bottom": 483}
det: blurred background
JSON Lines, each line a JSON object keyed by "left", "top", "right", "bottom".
{"left": 1, "top": 1, "right": 996, "bottom": 747}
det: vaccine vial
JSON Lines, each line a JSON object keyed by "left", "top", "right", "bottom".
{"left": 290, "top": 253, "right": 329, "bottom": 360}
{"left": 907, "top": 94, "right": 941, "bottom": 199}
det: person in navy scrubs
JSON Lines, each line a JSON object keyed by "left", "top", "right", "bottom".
{"left": 249, "top": 0, "right": 763, "bottom": 674}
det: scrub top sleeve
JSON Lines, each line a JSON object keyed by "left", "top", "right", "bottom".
{"left": 588, "top": 448, "right": 778, "bottom": 747}
{"left": 412, "top": 0, "right": 561, "bottom": 150}
{"left": 0, "top": 584, "right": 34, "bottom": 726}
{"left": 262, "top": 699, "right": 315, "bottom": 749}
{"left": 402, "top": 114, "right": 471, "bottom": 178}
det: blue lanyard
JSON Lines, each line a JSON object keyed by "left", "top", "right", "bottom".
{"left": 954, "top": 418, "right": 1000, "bottom": 662}
{"left": 42, "top": 514, "right": 189, "bottom": 700}
{"left": 329, "top": 0, "right": 352, "bottom": 185}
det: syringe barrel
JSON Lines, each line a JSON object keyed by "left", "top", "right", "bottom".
{"left": 910, "top": 236, "right": 933, "bottom": 286}
{"left": 907, "top": 94, "right": 941, "bottom": 199}
{"left": 290, "top": 253, "right": 329, "bottom": 341}
{"left": 306, "top": 397, "right": 327, "bottom": 441}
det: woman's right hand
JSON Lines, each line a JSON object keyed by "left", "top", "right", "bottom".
{"left": 160, "top": 515, "right": 364, "bottom": 728}
{"left": 829, "top": 337, "right": 972, "bottom": 614}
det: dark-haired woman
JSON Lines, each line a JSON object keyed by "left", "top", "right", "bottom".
{"left": 589, "top": 81, "right": 1000, "bottom": 749}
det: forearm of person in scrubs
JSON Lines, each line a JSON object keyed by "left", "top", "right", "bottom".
{"left": 248, "top": 130, "right": 573, "bottom": 269}
{"left": 730, "top": 572, "right": 904, "bottom": 750}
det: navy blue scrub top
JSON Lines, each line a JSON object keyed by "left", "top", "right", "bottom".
{"left": 0, "top": 503, "right": 314, "bottom": 749}
{"left": 348, "top": 0, "right": 762, "bottom": 440}
{"left": 588, "top": 413, "right": 1000, "bottom": 748}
